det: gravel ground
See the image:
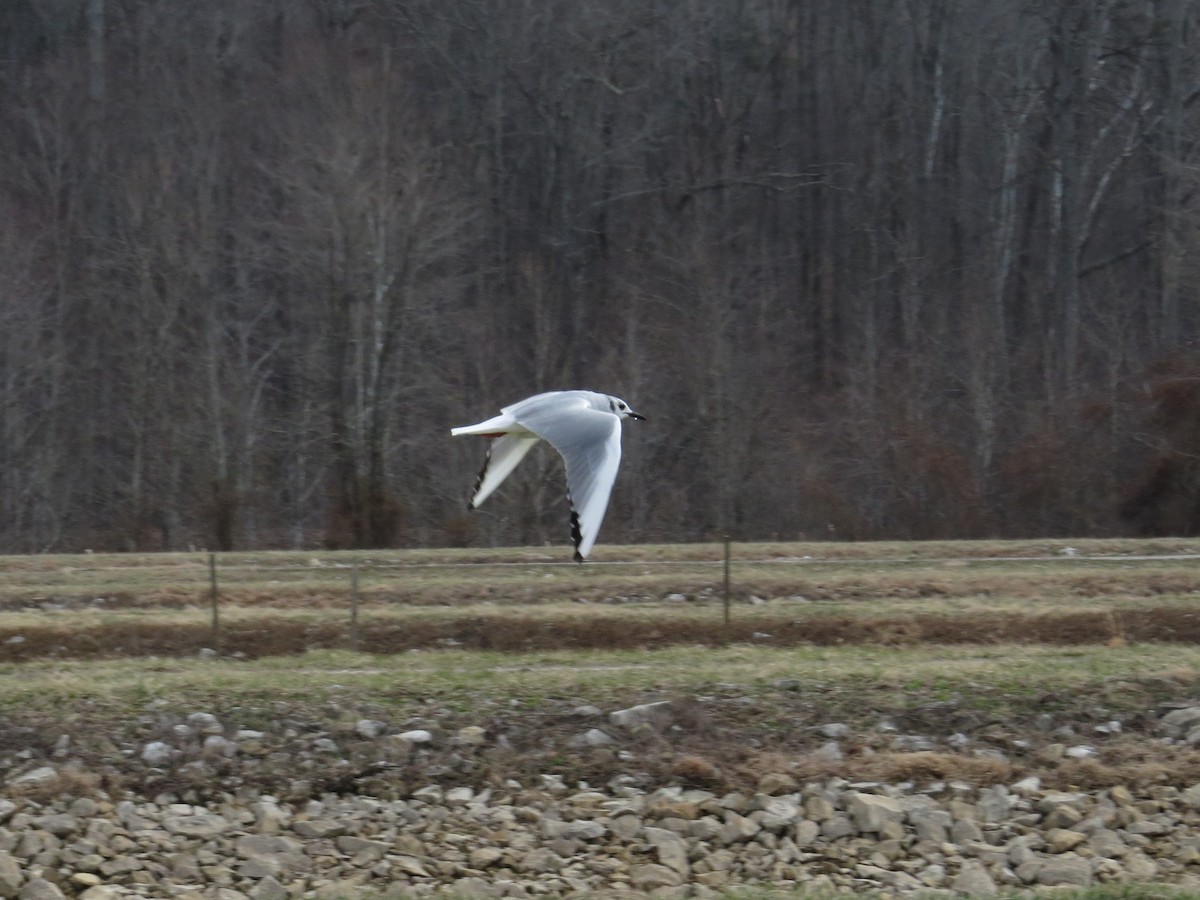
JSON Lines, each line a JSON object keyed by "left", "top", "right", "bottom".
{"left": 7, "top": 685, "right": 1200, "bottom": 898}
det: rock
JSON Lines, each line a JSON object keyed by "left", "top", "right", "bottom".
{"left": 519, "top": 847, "right": 561, "bottom": 873}
{"left": 977, "top": 786, "right": 1011, "bottom": 822}
{"left": 910, "top": 808, "right": 949, "bottom": 843}
{"left": 1088, "top": 829, "right": 1128, "bottom": 858}
{"left": 563, "top": 820, "right": 606, "bottom": 841}
{"left": 335, "top": 835, "right": 388, "bottom": 862}
{"left": 719, "top": 811, "right": 760, "bottom": 843}
{"left": 98, "top": 857, "right": 141, "bottom": 878}
{"left": 398, "top": 729, "right": 433, "bottom": 743}
{"left": 33, "top": 814, "right": 78, "bottom": 837}
{"left": 1037, "top": 790, "right": 1085, "bottom": 812}
{"left": 291, "top": 819, "right": 345, "bottom": 839}
{"left": 16, "top": 880, "right": 64, "bottom": 900}
{"left": 1124, "top": 851, "right": 1159, "bottom": 880}
{"left": 846, "top": 792, "right": 904, "bottom": 834}
{"left": 0, "top": 721, "right": 1196, "bottom": 899}
{"left": 629, "top": 863, "right": 683, "bottom": 890}
{"left": 755, "top": 795, "right": 801, "bottom": 830}
{"left": 68, "top": 797, "right": 97, "bottom": 817}
{"left": 354, "top": 719, "right": 387, "bottom": 739}
{"left": 1036, "top": 855, "right": 1093, "bottom": 887}
{"left": 236, "top": 834, "right": 304, "bottom": 861}
{"left": 609, "top": 701, "right": 675, "bottom": 729}
{"left": 251, "top": 799, "right": 290, "bottom": 835}
{"left": 457, "top": 725, "right": 487, "bottom": 745}
{"left": 1043, "top": 805, "right": 1084, "bottom": 829}
{"left": 644, "top": 827, "right": 690, "bottom": 876}
{"left": 757, "top": 772, "right": 799, "bottom": 795}
{"left": 186, "top": 712, "right": 223, "bottom": 733}
{"left": 0, "top": 851, "right": 23, "bottom": 898}
{"left": 815, "top": 741, "right": 843, "bottom": 761}
{"left": 951, "top": 859, "right": 997, "bottom": 896}
{"left": 469, "top": 847, "right": 505, "bottom": 868}
{"left": 918, "top": 863, "right": 947, "bottom": 887}
{"left": 411, "top": 785, "right": 443, "bottom": 802}
{"left": 952, "top": 818, "right": 984, "bottom": 843}
{"left": 141, "top": 742, "right": 175, "bottom": 765}
{"left": 1159, "top": 706, "right": 1200, "bottom": 737}
{"left": 820, "top": 815, "right": 855, "bottom": 840}
{"left": 248, "top": 877, "right": 289, "bottom": 900}
{"left": 1010, "top": 775, "right": 1042, "bottom": 796}
{"left": 1046, "top": 828, "right": 1087, "bottom": 853}
{"left": 163, "top": 813, "right": 232, "bottom": 838}
{"left": 1181, "top": 783, "right": 1200, "bottom": 808}
{"left": 392, "top": 856, "right": 431, "bottom": 878}
{"left": 8, "top": 767, "right": 56, "bottom": 787}
{"left": 804, "top": 795, "right": 835, "bottom": 821}
{"left": 610, "top": 813, "right": 641, "bottom": 840}
{"left": 570, "top": 728, "right": 616, "bottom": 748}
{"left": 203, "top": 735, "right": 238, "bottom": 757}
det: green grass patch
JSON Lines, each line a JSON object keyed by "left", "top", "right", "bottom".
{"left": 0, "top": 641, "right": 1196, "bottom": 722}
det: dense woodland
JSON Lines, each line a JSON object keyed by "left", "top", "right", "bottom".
{"left": 3, "top": 0, "right": 1200, "bottom": 553}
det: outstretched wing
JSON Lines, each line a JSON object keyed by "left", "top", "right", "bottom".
{"left": 514, "top": 399, "right": 622, "bottom": 560}
{"left": 467, "top": 433, "right": 541, "bottom": 508}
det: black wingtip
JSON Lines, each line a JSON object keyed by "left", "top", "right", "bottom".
{"left": 569, "top": 504, "right": 583, "bottom": 562}
{"left": 467, "top": 446, "right": 492, "bottom": 511}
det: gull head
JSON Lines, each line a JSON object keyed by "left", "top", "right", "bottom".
{"left": 604, "top": 394, "right": 645, "bottom": 421}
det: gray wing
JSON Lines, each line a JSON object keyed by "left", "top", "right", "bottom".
{"left": 513, "top": 398, "right": 622, "bottom": 560}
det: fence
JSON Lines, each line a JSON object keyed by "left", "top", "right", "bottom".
{"left": 200, "top": 542, "right": 736, "bottom": 655}
{"left": 0, "top": 539, "right": 1181, "bottom": 660}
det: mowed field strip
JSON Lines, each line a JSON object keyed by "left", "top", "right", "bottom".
{"left": 5, "top": 538, "right": 1200, "bottom": 796}
{"left": 2, "top": 537, "right": 1200, "bottom": 661}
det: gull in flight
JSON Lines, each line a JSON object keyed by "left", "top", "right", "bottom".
{"left": 451, "top": 390, "right": 645, "bottom": 560}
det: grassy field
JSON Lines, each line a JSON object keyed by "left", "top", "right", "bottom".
{"left": 3, "top": 537, "right": 1200, "bottom": 659}
{"left": 5, "top": 538, "right": 1200, "bottom": 798}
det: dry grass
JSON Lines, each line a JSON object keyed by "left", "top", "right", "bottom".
{"left": 3, "top": 604, "right": 1200, "bottom": 662}
{"left": 4, "top": 540, "right": 1200, "bottom": 795}
{"left": 4, "top": 539, "right": 1200, "bottom": 664}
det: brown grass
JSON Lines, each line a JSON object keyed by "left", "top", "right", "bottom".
{"left": 6, "top": 541, "right": 1200, "bottom": 797}
{"left": 4, "top": 605, "right": 1200, "bottom": 662}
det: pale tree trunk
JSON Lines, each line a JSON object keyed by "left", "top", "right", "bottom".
{"left": 1152, "top": 0, "right": 1192, "bottom": 348}
{"left": 1046, "top": 5, "right": 1091, "bottom": 404}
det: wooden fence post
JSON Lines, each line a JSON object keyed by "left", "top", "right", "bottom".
{"left": 350, "top": 562, "right": 360, "bottom": 652}
{"left": 723, "top": 537, "right": 732, "bottom": 628}
{"left": 208, "top": 552, "right": 220, "bottom": 656}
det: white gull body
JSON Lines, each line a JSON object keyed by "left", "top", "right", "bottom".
{"left": 451, "top": 390, "right": 644, "bottom": 560}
